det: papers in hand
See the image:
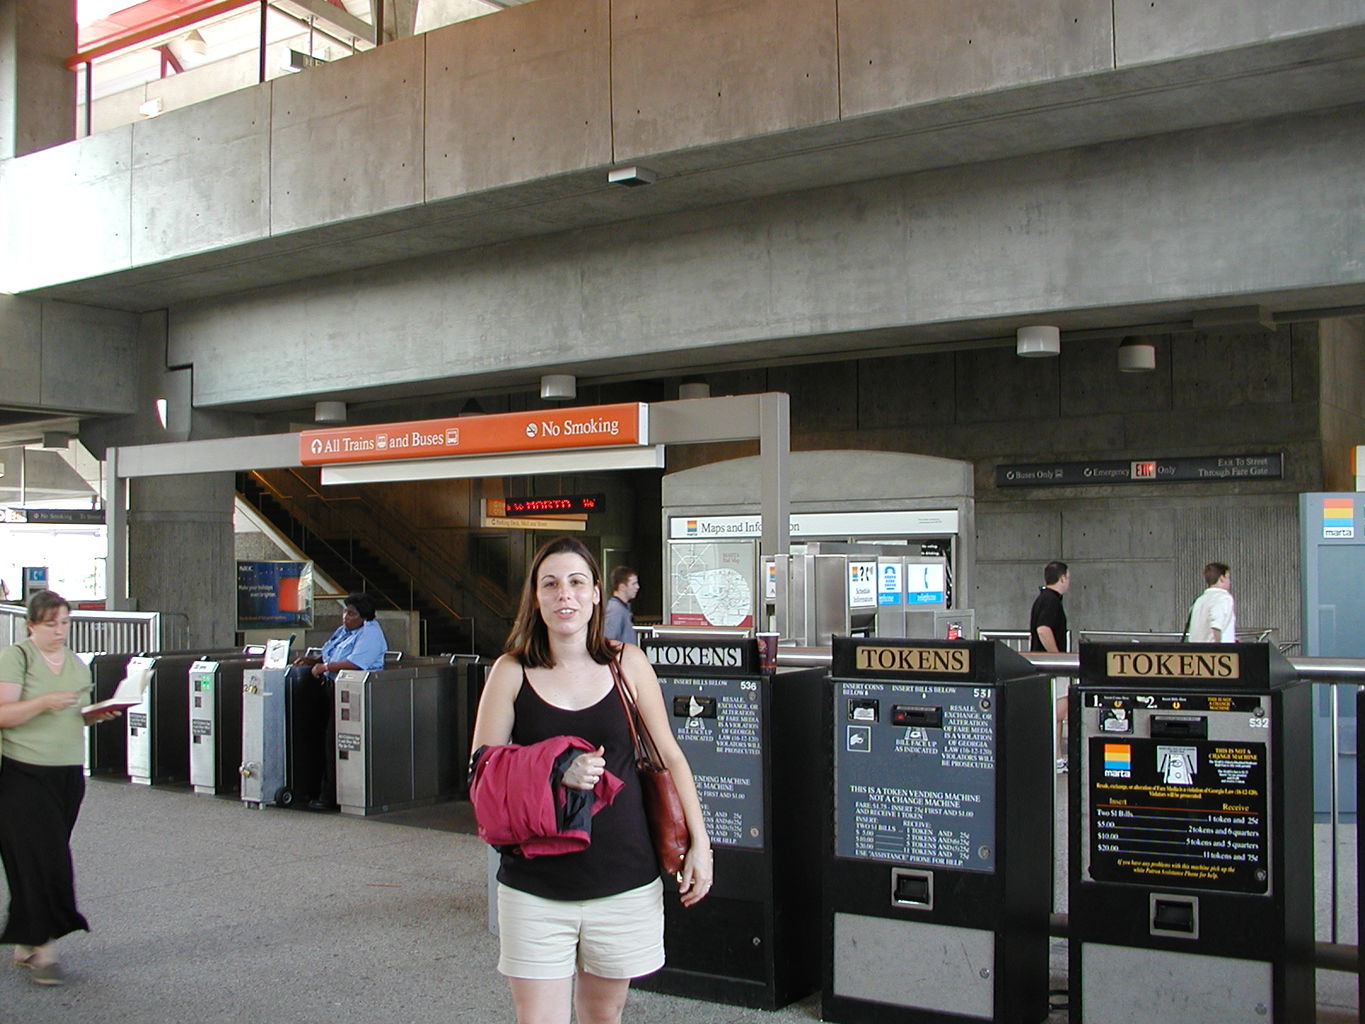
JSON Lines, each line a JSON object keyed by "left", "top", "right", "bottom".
{"left": 82, "top": 658, "right": 153, "bottom": 714}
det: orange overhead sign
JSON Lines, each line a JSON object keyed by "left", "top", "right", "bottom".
{"left": 298, "top": 403, "right": 648, "bottom": 466}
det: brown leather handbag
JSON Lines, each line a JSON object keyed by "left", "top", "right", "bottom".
{"left": 610, "top": 657, "right": 690, "bottom": 876}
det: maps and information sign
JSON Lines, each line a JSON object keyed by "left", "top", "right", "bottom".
{"left": 667, "top": 539, "right": 756, "bottom": 627}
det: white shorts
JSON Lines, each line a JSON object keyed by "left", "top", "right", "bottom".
{"left": 496, "top": 878, "right": 665, "bottom": 980}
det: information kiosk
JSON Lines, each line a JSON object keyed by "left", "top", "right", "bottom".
{"left": 633, "top": 636, "right": 824, "bottom": 1010}
{"left": 824, "top": 637, "right": 1050, "bottom": 1024}
{"left": 1070, "top": 643, "right": 1312, "bottom": 1024}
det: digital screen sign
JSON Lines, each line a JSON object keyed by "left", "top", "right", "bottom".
{"left": 502, "top": 493, "right": 606, "bottom": 515}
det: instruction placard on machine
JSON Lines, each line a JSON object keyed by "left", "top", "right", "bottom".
{"left": 658, "top": 676, "right": 764, "bottom": 849}
{"left": 1085, "top": 693, "right": 1270, "bottom": 893}
{"left": 834, "top": 680, "right": 996, "bottom": 872}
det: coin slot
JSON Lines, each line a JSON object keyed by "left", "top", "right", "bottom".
{"left": 1150, "top": 894, "right": 1199, "bottom": 939}
{"left": 891, "top": 867, "right": 933, "bottom": 910}
{"left": 1149, "top": 714, "right": 1207, "bottom": 740}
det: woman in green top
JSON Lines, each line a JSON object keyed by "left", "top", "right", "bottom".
{"left": 0, "top": 590, "right": 119, "bottom": 986}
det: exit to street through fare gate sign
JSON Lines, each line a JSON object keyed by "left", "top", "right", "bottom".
{"left": 996, "top": 453, "right": 1282, "bottom": 487}
{"left": 298, "top": 404, "right": 647, "bottom": 465}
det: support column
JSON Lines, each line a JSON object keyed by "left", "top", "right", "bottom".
{"left": 0, "top": 0, "right": 75, "bottom": 159}
{"left": 128, "top": 473, "right": 237, "bottom": 650}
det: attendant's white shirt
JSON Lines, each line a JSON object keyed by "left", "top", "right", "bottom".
{"left": 1188, "top": 587, "right": 1236, "bottom": 643}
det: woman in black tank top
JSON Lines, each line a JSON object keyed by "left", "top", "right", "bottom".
{"left": 472, "top": 537, "right": 712, "bottom": 1024}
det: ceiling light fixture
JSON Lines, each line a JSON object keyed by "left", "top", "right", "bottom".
{"left": 314, "top": 400, "right": 347, "bottom": 423}
{"left": 1016, "top": 325, "right": 1061, "bottom": 358}
{"left": 540, "top": 374, "right": 577, "bottom": 401}
{"left": 607, "top": 166, "right": 657, "bottom": 187}
{"left": 1117, "top": 336, "right": 1157, "bottom": 373}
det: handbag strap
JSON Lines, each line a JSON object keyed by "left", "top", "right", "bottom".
{"left": 609, "top": 656, "right": 664, "bottom": 770}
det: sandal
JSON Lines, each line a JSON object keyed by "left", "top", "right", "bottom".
{"left": 28, "top": 961, "right": 64, "bottom": 986}
{"left": 13, "top": 947, "right": 36, "bottom": 970}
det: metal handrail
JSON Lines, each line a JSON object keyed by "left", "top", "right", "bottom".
{"left": 244, "top": 469, "right": 503, "bottom": 654}
{"left": 1079, "top": 628, "right": 1277, "bottom": 644}
{"left": 257, "top": 467, "right": 507, "bottom": 625}
{"left": 0, "top": 603, "right": 187, "bottom": 653}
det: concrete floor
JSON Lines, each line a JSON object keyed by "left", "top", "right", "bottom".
{"left": 0, "top": 777, "right": 1358, "bottom": 1023}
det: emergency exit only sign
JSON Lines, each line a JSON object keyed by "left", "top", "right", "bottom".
{"left": 996, "top": 453, "right": 1282, "bottom": 487}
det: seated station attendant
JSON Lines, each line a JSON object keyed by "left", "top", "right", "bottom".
{"left": 471, "top": 536, "right": 712, "bottom": 1024}
{"left": 292, "top": 592, "right": 387, "bottom": 811}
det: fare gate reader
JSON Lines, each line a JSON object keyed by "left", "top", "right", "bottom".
{"left": 824, "top": 637, "right": 1051, "bottom": 1024}
{"left": 240, "top": 640, "right": 308, "bottom": 808}
{"left": 188, "top": 656, "right": 261, "bottom": 795}
{"left": 127, "top": 654, "right": 198, "bottom": 786}
{"left": 1070, "top": 643, "right": 1312, "bottom": 1024}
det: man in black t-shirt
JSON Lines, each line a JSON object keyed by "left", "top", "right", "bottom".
{"left": 1029, "top": 560, "right": 1070, "bottom": 774}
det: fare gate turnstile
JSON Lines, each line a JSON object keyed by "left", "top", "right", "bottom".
{"left": 632, "top": 637, "right": 824, "bottom": 1010}
{"left": 1070, "top": 643, "right": 1313, "bottom": 1024}
{"left": 240, "top": 663, "right": 316, "bottom": 808}
{"left": 334, "top": 660, "right": 460, "bottom": 816}
{"left": 127, "top": 654, "right": 199, "bottom": 786}
{"left": 125, "top": 648, "right": 257, "bottom": 786}
{"left": 449, "top": 654, "right": 489, "bottom": 799}
{"left": 824, "top": 637, "right": 1051, "bottom": 1024}
{"left": 188, "top": 656, "right": 262, "bottom": 796}
{"left": 87, "top": 653, "right": 134, "bottom": 777}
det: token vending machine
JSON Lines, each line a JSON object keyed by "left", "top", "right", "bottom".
{"left": 634, "top": 636, "right": 824, "bottom": 1010}
{"left": 824, "top": 637, "right": 1051, "bottom": 1024}
{"left": 1070, "top": 643, "right": 1312, "bottom": 1023}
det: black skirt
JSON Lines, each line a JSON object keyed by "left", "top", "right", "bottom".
{"left": 0, "top": 757, "right": 90, "bottom": 946}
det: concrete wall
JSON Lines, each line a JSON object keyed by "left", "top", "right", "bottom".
{"left": 156, "top": 106, "right": 1365, "bottom": 410}
{"left": 1319, "top": 316, "right": 1365, "bottom": 490}
{"left": 128, "top": 471, "right": 237, "bottom": 650}
{"left": 4, "top": 0, "right": 1363, "bottom": 294}
{"left": 0, "top": 0, "right": 75, "bottom": 159}
{"left": 0, "top": 294, "right": 139, "bottom": 415}
{"left": 668, "top": 323, "right": 1323, "bottom": 644}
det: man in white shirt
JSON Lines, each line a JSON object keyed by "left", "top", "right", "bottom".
{"left": 1186, "top": 562, "right": 1236, "bottom": 642}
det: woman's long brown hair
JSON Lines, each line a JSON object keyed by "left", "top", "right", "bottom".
{"left": 503, "top": 536, "right": 614, "bottom": 668}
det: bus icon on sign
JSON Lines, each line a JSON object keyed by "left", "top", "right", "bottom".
{"left": 1130, "top": 460, "right": 1157, "bottom": 479}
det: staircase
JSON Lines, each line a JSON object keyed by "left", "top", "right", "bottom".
{"left": 237, "top": 470, "right": 512, "bottom": 654}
